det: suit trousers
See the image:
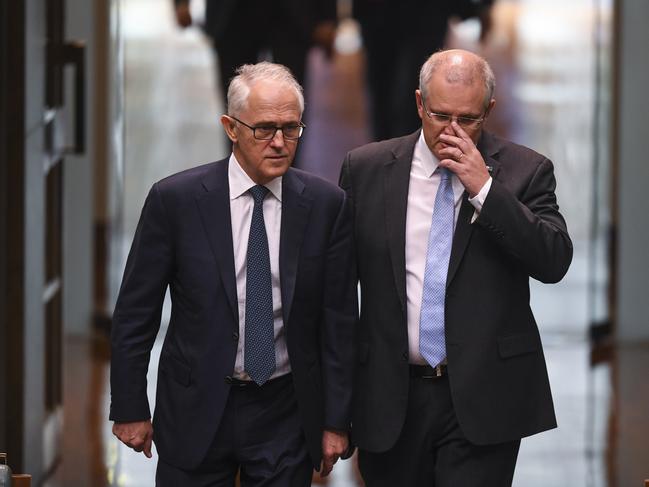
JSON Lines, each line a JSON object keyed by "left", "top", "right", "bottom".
{"left": 155, "top": 374, "right": 312, "bottom": 487}
{"left": 358, "top": 373, "right": 521, "bottom": 487}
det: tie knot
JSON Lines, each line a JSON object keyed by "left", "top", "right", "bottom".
{"left": 438, "top": 167, "right": 451, "bottom": 181}
{"left": 249, "top": 185, "right": 269, "bottom": 205}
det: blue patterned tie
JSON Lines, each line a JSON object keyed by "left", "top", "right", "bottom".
{"left": 419, "top": 168, "right": 454, "bottom": 367}
{"left": 244, "top": 185, "right": 276, "bottom": 385}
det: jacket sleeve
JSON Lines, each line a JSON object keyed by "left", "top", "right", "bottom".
{"left": 321, "top": 190, "right": 357, "bottom": 431}
{"left": 109, "top": 183, "right": 174, "bottom": 422}
{"left": 477, "top": 157, "right": 573, "bottom": 283}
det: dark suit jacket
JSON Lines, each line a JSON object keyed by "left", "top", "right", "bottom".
{"left": 339, "top": 130, "right": 573, "bottom": 452}
{"left": 110, "top": 159, "right": 356, "bottom": 469}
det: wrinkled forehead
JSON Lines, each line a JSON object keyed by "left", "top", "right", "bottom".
{"left": 242, "top": 83, "right": 301, "bottom": 122}
{"left": 246, "top": 81, "right": 301, "bottom": 115}
{"left": 425, "top": 74, "right": 486, "bottom": 113}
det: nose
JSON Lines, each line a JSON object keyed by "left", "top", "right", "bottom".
{"left": 269, "top": 128, "right": 286, "bottom": 147}
{"left": 442, "top": 122, "right": 455, "bottom": 134}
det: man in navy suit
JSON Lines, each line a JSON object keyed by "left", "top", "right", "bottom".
{"left": 110, "top": 62, "right": 356, "bottom": 486}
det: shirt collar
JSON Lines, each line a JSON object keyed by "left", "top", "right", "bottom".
{"left": 228, "top": 153, "right": 283, "bottom": 202}
{"left": 412, "top": 131, "right": 465, "bottom": 204}
{"left": 413, "top": 130, "right": 441, "bottom": 178}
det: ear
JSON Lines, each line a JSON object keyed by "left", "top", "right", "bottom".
{"left": 484, "top": 99, "right": 496, "bottom": 119}
{"left": 415, "top": 90, "right": 425, "bottom": 120}
{"left": 221, "top": 115, "right": 238, "bottom": 143}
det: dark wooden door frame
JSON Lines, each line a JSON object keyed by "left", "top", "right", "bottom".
{"left": 0, "top": 0, "right": 26, "bottom": 472}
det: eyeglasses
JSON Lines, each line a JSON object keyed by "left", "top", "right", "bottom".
{"left": 422, "top": 102, "right": 485, "bottom": 129}
{"left": 229, "top": 116, "right": 305, "bottom": 140}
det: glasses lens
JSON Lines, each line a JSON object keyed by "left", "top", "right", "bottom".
{"left": 252, "top": 124, "right": 304, "bottom": 140}
{"left": 282, "top": 126, "right": 302, "bottom": 139}
{"left": 457, "top": 117, "right": 481, "bottom": 128}
{"left": 432, "top": 113, "right": 451, "bottom": 124}
{"left": 254, "top": 127, "right": 276, "bottom": 140}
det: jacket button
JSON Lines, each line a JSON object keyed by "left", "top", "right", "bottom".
{"left": 225, "top": 376, "right": 233, "bottom": 384}
{"left": 402, "top": 351, "right": 408, "bottom": 361}
{"left": 232, "top": 332, "right": 239, "bottom": 341}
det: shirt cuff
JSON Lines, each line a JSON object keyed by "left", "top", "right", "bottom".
{"left": 469, "top": 176, "right": 493, "bottom": 223}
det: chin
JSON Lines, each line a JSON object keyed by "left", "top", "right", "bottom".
{"left": 432, "top": 147, "right": 444, "bottom": 161}
{"left": 263, "top": 163, "right": 290, "bottom": 179}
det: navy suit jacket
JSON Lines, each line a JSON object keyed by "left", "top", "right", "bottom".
{"left": 340, "top": 130, "right": 573, "bottom": 452}
{"left": 110, "top": 159, "right": 356, "bottom": 469}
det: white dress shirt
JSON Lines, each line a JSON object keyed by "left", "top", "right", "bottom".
{"left": 406, "top": 132, "right": 491, "bottom": 364}
{"left": 228, "top": 154, "right": 290, "bottom": 380}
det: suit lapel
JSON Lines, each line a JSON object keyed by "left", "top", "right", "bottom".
{"left": 479, "top": 131, "right": 502, "bottom": 181}
{"left": 196, "top": 160, "right": 238, "bottom": 326}
{"left": 384, "top": 132, "right": 419, "bottom": 312}
{"left": 279, "top": 169, "right": 311, "bottom": 325}
{"left": 446, "top": 131, "right": 502, "bottom": 287}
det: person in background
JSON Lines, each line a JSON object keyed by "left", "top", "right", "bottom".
{"left": 340, "top": 49, "right": 572, "bottom": 486}
{"left": 354, "top": 0, "right": 495, "bottom": 141}
{"left": 110, "top": 61, "right": 356, "bottom": 486}
{"left": 173, "top": 0, "right": 337, "bottom": 110}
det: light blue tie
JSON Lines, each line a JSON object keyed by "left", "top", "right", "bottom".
{"left": 419, "top": 167, "right": 454, "bottom": 367}
{"left": 244, "top": 185, "right": 276, "bottom": 385}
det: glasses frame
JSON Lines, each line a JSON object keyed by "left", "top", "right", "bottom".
{"left": 229, "top": 115, "right": 306, "bottom": 140}
{"left": 421, "top": 99, "right": 486, "bottom": 129}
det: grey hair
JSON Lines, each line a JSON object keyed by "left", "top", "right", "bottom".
{"left": 418, "top": 50, "right": 496, "bottom": 110}
{"left": 226, "top": 62, "right": 304, "bottom": 117}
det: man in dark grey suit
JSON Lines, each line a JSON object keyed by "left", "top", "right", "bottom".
{"left": 110, "top": 62, "right": 355, "bottom": 486}
{"left": 340, "top": 49, "right": 572, "bottom": 486}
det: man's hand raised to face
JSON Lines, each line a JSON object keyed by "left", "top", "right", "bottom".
{"left": 437, "top": 121, "right": 490, "bottom": 198}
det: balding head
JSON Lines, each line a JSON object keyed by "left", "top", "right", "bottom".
{"left": 419, "top": 49, "right": 495, "bottom": 110}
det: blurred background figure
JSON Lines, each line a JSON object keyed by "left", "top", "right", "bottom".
{"left": 354, "top": 0, "right": 494, "bottom": 141}
{"left": 173, "top": 0, "right": 337, "bottom": 112}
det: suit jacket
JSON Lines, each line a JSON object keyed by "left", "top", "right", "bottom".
{"left": 110, "top": 159, "right": 356, "bottom": 469}
{"left": 339, "top": 130, "right": 573, "bottom": 452}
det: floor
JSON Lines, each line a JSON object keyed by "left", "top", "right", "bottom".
{"left": 52, "top": 0, "right": 649, "bottom": 486}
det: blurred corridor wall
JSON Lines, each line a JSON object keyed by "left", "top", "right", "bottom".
{"left": 615, "top": 0, "right": 649, "bottom": 343}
